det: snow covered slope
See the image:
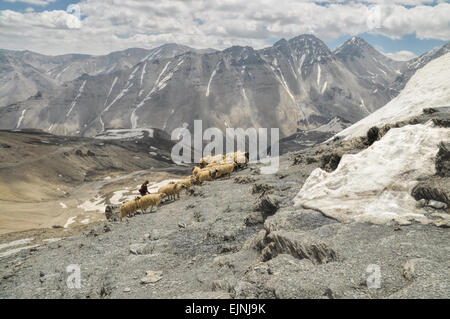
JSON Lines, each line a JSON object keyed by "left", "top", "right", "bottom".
{"left": 335, "top": 52, "right": 450, "bottom": 140}
{"left": 295, "top": 53, "right": 450, "bottom": 225}
{"left": 295, "top": 122, "right": 449, "bottom": 225}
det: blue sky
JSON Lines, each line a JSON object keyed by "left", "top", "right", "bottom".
{"left": 0, "top": 0, "right": 449, "bottom": 58}
{"left": 325, "top": 33, "right": 447, "bottom": 56}
{"left": 0, "top": 0, "right": 74, "bottom": 11}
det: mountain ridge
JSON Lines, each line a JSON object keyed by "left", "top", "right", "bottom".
{"left": 1, "top": 35, "right": 448, "bottom": 139}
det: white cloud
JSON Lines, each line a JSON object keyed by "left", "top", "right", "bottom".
{"left": 0, "top": 0, "right": 449, "bottom": 55}
{"left": 382, "top": 50, "right": 417, "bottom": 61}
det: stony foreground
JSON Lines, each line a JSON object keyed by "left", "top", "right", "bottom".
{"left": 0, "top": 146, "right": 449, "bottom": 299}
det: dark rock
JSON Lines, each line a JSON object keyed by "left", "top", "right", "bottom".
{"left": 86, "top": 150, "right": 96, "bottom": 156}
{"left": 189, "top": 187, "right": 205, "bottom": 197}
{"left": 261, "top": 231, "right": 339, "bottom": 264}
{"left": 255, "top": 195, "right": 280, "bottom": 216}
{"left": 244, "top": 212, "right": 265, "bottom": 226}
{"left": 436, "top": 143, "right": 449, "bottom": 177}
{"left": 234, "top": 176, "right": 256, "bottom": 184}
{"left": 367, "top": 126, "right": 379, "bottom": 145}
{"left": 323, "top": 288, "right": 334, "bottom": 299}
{"left": 105, "top": 205, "right": 121, "bottom": 221}
{"left": 252, "top": 183, "right": 273, "bottom": 195}
{"left": 432, "top": 117, "right": 450, "bottom": 127}
{"left": 99, "top": 276, "right": 115, "bottom": 298}
{"left": 130, "top": 243, "right": 154, "bottom": 255}
{"left": 75, "top": 149, "right": 84, "bottom": 156}
{"left": 219, "top": 244, "right": 239, "bottom": 254}
{"left": 320, "top": 153, "right": 342, "bottom": 172}
{"left": 223, "top": 232, "right": 235, "bottom": 242}
{"left": 412, "top": 183, "right": 449, "bottom": 205}
{"left": 103, "top": 224, "right": 111, "bottom": 233}
{"left": 423, "top": 108, "right": 437, "bottom": 114}
{"left": 193, "top": 211, "right": 204, "bottom": 222}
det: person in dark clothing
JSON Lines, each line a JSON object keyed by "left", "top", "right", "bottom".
{"left": 139, "top": 181, "right": 150, "bottom": 196}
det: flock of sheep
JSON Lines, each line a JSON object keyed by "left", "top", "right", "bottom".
{"left": 119, "top": 151, "right": 250, "bottom": 221}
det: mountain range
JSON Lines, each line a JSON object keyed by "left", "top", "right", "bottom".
{"left": 0, "top": 35, "right": 448, "bottom": 138}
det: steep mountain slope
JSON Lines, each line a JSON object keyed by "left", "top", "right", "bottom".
{"left": 1, "top": 34, "right": 410, "bottom": 138}
{"left": 0, "top": 141, "right": 448, "bottom": 298}
{"left": 0, "top": 49, "right": 90, "bottom": 74}
{"left": 0, "top": 53, "right": 58, "bottom": 107}
{"left": 391, "top": 42, "right": 450, "bottom": 92}
{"left": 0, "top": 44, "right": 207, "bottom": 108}
{"left": 44, "top": 44, "right": 204, "bottom": 83}
{"left": 295, "top": 52, "right": 450, "bottom": 225}
{"left": 278, "top": 116, "right": 352, "bottom": 155}
{"left": 336, "top": 52, "right": 450, "bottom": 140}
{"left": 334, "top": 36, "right": 406, "bottom": 99}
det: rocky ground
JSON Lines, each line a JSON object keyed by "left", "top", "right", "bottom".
{"left": 0, "top": 139, "right": 448, "bottom": 299}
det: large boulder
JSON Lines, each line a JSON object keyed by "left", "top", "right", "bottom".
{"left": 105, "top": 204, "right": 121, "bottom": 221}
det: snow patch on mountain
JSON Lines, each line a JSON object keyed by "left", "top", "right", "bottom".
{"left": 95, "top": 128, "right": 154, "bottom": 140}
{"left": 66, "top": 80, "right": 86, "bottom": 117}
{"left": 206, "top": 62, "right": 220, "bottom": 97}
{"left": 16, "top": 109, "right": 27, "bottom": 129}
{"left": 131, "top": 61, "right": 172, "bottom": 129}
{"left": 317, "top": 64, "right": 321, "bottom": 86}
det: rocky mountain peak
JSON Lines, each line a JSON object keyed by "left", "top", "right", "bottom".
{"left": 287, "top": 34, "right": 333, "bottom": 63}
{"left": 334, "top": 36, "right": 379, "bottom": 59}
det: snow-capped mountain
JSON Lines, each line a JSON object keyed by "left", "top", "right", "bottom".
{"left": 0, "top": 35, "right": 447, "bottom": 138}
{"left": 295, "top": 52, "right": 450, "bottom": 225}
{"left": 334, "top": 36, "right": 405, "bottom": 99}
{"left": 391, "top": 42, "right": 450, "bottom": 93}
{"left": 0, "top": 44, "right": 208, "bottom": 108}
{"left": 44, "top": 44, "right": 209, "bottom": 83}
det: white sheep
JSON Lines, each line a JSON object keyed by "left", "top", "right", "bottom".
{"left": 234, "top": 151, "right": 249, "bottom": 167}
{"left": 213, "top": 162, "right": 236, "bottom": 179}
{"left": 158, "top": 182, "right": 186, "bottom": 201}
{"left": 195, "top": 170, "right": 213, "bottom": 184}
{"left": 138, "top": 193, "right": 166, "bottom": 213}
{"left": 177, "top": 176, "right": 196, "bottom": 193}
{"left": 225, "top": 151, "right": 249, "bottom": 168}
{"left": 192, "top": 166, "right": 202, "bottom": 177}
{"left": 200, "top": 154, "right": 225, "bottom": 168}
{"left": 120, "top": 196, "right": 141, "bottom": 221}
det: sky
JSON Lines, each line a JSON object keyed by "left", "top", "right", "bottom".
{"left": 0, "top": 0, "right": 449, "bottom": 61}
